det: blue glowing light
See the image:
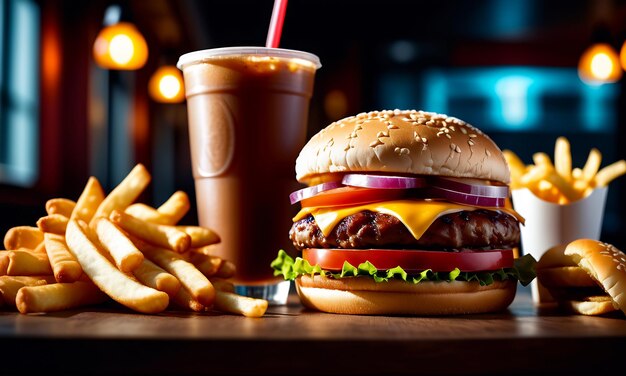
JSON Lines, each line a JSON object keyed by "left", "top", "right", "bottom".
{"left": 378, "top": 67, "right": 618, "bottom": 133}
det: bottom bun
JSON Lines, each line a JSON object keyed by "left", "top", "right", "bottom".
{"left": 295, "top": 275, "right": 516, "bottom": 315}
{"left": 559, "top": 296, "right": 618, "bottom": 316}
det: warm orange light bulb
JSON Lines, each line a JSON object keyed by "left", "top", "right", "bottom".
{"left": 148, "top": 66, "right": 185, "bottom": 103}
{"left": 620, "top": 41, "right": 626, "bottom": 72}
{"left": 93, "top": 22, "right": 148, "bottom": 70}
{"left": 578, "top": 43, "right": 622, "bottom": 84}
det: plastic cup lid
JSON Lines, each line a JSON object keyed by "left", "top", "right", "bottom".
{"left": 177, "top": 46, "right": 322, "bottom": 70}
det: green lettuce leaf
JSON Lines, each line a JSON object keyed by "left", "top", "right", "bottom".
{"left": 271, "top": 249, "right": 536, "bottom": 286}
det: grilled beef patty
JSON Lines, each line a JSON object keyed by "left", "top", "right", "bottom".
{"left": 290, "top": 210, "right": 520, "bottom": 251}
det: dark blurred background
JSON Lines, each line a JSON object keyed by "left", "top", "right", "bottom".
{"left": 1, "top": 0, "right": 626, "bottom": 247}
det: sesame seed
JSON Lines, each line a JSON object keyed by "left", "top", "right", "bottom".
{"left": 422, "top": 137, "right": 428, "bottom": 143}
{"left": 445, "top": 134, "right": 452, "bottom": 139}
{"left": 450, "top": 143, "right": 456, "bottom": 150}
{"left": 486, "top": 149, "right": 491, "bottom": 157}
{"left": 387, "top": 124, "right": 399, "bottom": 129}
{"left": 455, "top": 145, "right": 461, "bottom": 153}
{"left": 468, "top": 139, "right": 474, "bottom": 146}
{"left": 400, "top": 148, "right": 410, "bottom": 155}
{"left": 460, "top": 127, "right": 467, "bottom": 135}
{"left": 469, "top": 134, "right": 477, "bottom": 138}
{"left": 344, "top": 144, "right": 351, "bottom": 151}
{"left": 436, "top": 131, "right": 444, "bottom": 137}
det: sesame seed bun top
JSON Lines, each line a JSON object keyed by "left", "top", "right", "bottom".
{"left": 295, "top": 110, "right": 510, "bottom": 185}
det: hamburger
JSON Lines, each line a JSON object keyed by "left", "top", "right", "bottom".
{"left": 272, "top": 110, "right": 536, "bottom": 315}
{"left": 537, "top": 239, "right": 626, "bottom": 316}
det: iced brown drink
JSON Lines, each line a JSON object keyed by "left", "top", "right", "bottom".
{"left": 178, "top": 47, "right": 320, "bottom": 304}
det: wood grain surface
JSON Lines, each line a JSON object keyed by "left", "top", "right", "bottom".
{"left": 1, "top": 286, "right": 624, "bottom": 375}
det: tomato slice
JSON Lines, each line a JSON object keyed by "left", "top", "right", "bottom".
{"left": 300, "top": 186, "right": 406, "bottom": 208}
{"left": 302, "top": 248, "right": 514, "bottom": 272}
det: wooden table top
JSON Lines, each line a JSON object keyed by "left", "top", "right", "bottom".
{"left": 1, "top": 285, "right": 625, "bottom": 375}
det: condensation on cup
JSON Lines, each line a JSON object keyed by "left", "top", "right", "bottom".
{"left": 511, "top": 187, "right": 608, "bottom": 304}
{"left": 177, "top": 47, "right": 321, "bottom": 305}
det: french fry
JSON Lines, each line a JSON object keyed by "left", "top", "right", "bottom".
{"left": 65, "top": 219, "right": 169, "bottom": 314}
{"left": 4, "top": 226, "right": 43, "bottom": 250}
{"left": 189, "top": 252, "right": 222, "bottom": 277}
{"left": 542, "top": 170, "right": 581, "bottom": 202}
{"left": 526, "top": 154, "right": 581, "bottom": 202}
{"left": 70, "top": 176, "right": 105, "bottom": 224}
{"left": 90, "top": 164, "right": 151, "bottom": 228}
{"left": 214, "top": 290, "right": 268, "bottom": 318}
{"left": 137, "top": 242, "right": 215, "bottom": 306}
{"left": 36, "top": 214, "right": 69, "bottom": 235}
{"left": 95, "top": 218, "right": 144, "bottom": 272}
{"left": 595, "top": 160, "right": 626, "bottom": 187}
{"left": 132, "top": 258, "right": 181, "bottom": 298}
{"left": 110, "top": 210, "right": 190, "bottom": 253}
{"left": 33, "top": 242, "right": 47, "bottom": 254}
{"left": 554, "top": 136, "right": 572, "bottom": 181}
{"left": 188, "top": 247, "right": 236, "bottom": 278}
{"left": 43, "top": 233, "right": 83, "bottom": 283}
{"left": 0, "top": 275, "right": 55, "bottom": 307}
{"left": 211, "top": 278, "right": 235, "bottom": 293}
{"left": 125, "top": 203, "right": 171, "bottom": 225}
{"left": 0, "top": 251, "right": 9, "bottom": 274}
{"left": 16, "top": 281, "right": 108, "bottom": 314}
{"left": 532, "top": 152, "right": 553, "bottom": 170}
{"left": 215, "top": 260, "right": 236, "bottom": 279}
{"left": 6, "top": 249, "right": 53, "bottom": 276}
{"left": 45, "top": 198, "right": 76, "bottom": 217}
{"left": 582, "top": 148, "right": 602, "bottom": 183}
{"left": 171, "top": 285, "right": 206, "bottom": 312}
{"left": 157, "top": 191, "right": 190, "bottom": 224}
{"left": 519, "top": 164, "right": 549, "bottom": 187}
{"left": 503, "top": 149, "right": 526, "bottom": 189}
{"left": 177, "top": 226, "right": 220, "bottom": 248}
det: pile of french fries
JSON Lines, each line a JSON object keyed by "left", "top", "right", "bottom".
{"left": 504, "top": 137, "right": 626, "bottom": 204}
{"left": 0, "top": 164, "right": 268, "bottom": 318}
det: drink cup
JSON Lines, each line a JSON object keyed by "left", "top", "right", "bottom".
{"left": 511, "top": 187, "right": 608, "bottom": 304}
{"left": 178, "top": 47, "right": 321, "bottom": 305}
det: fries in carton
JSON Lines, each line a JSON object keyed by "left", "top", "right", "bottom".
{"left": 505, "top": 137, "right": 624, "bottom": 304}
{"left": 511, "top": 187, "right": 607, "bottom": 303}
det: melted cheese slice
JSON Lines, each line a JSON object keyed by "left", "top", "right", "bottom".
{"left": 294, "top": 200, "right": 524, "bottom": 240}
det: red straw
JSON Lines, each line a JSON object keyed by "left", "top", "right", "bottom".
{"left": 266, "top": 0, "right": 288, "bottom": 48}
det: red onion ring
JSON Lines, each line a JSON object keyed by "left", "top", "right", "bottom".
{"left": 341, "top": 174, "right": 427, "bottom": 189}
{"left": 289, "top": 181, "right": 343, "bottom": 204}
{"left": 419, "top": 187, "right": 505, "bottom": 207}
{"left": 433, "top": 177, "right": 509, "bottom": 198}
